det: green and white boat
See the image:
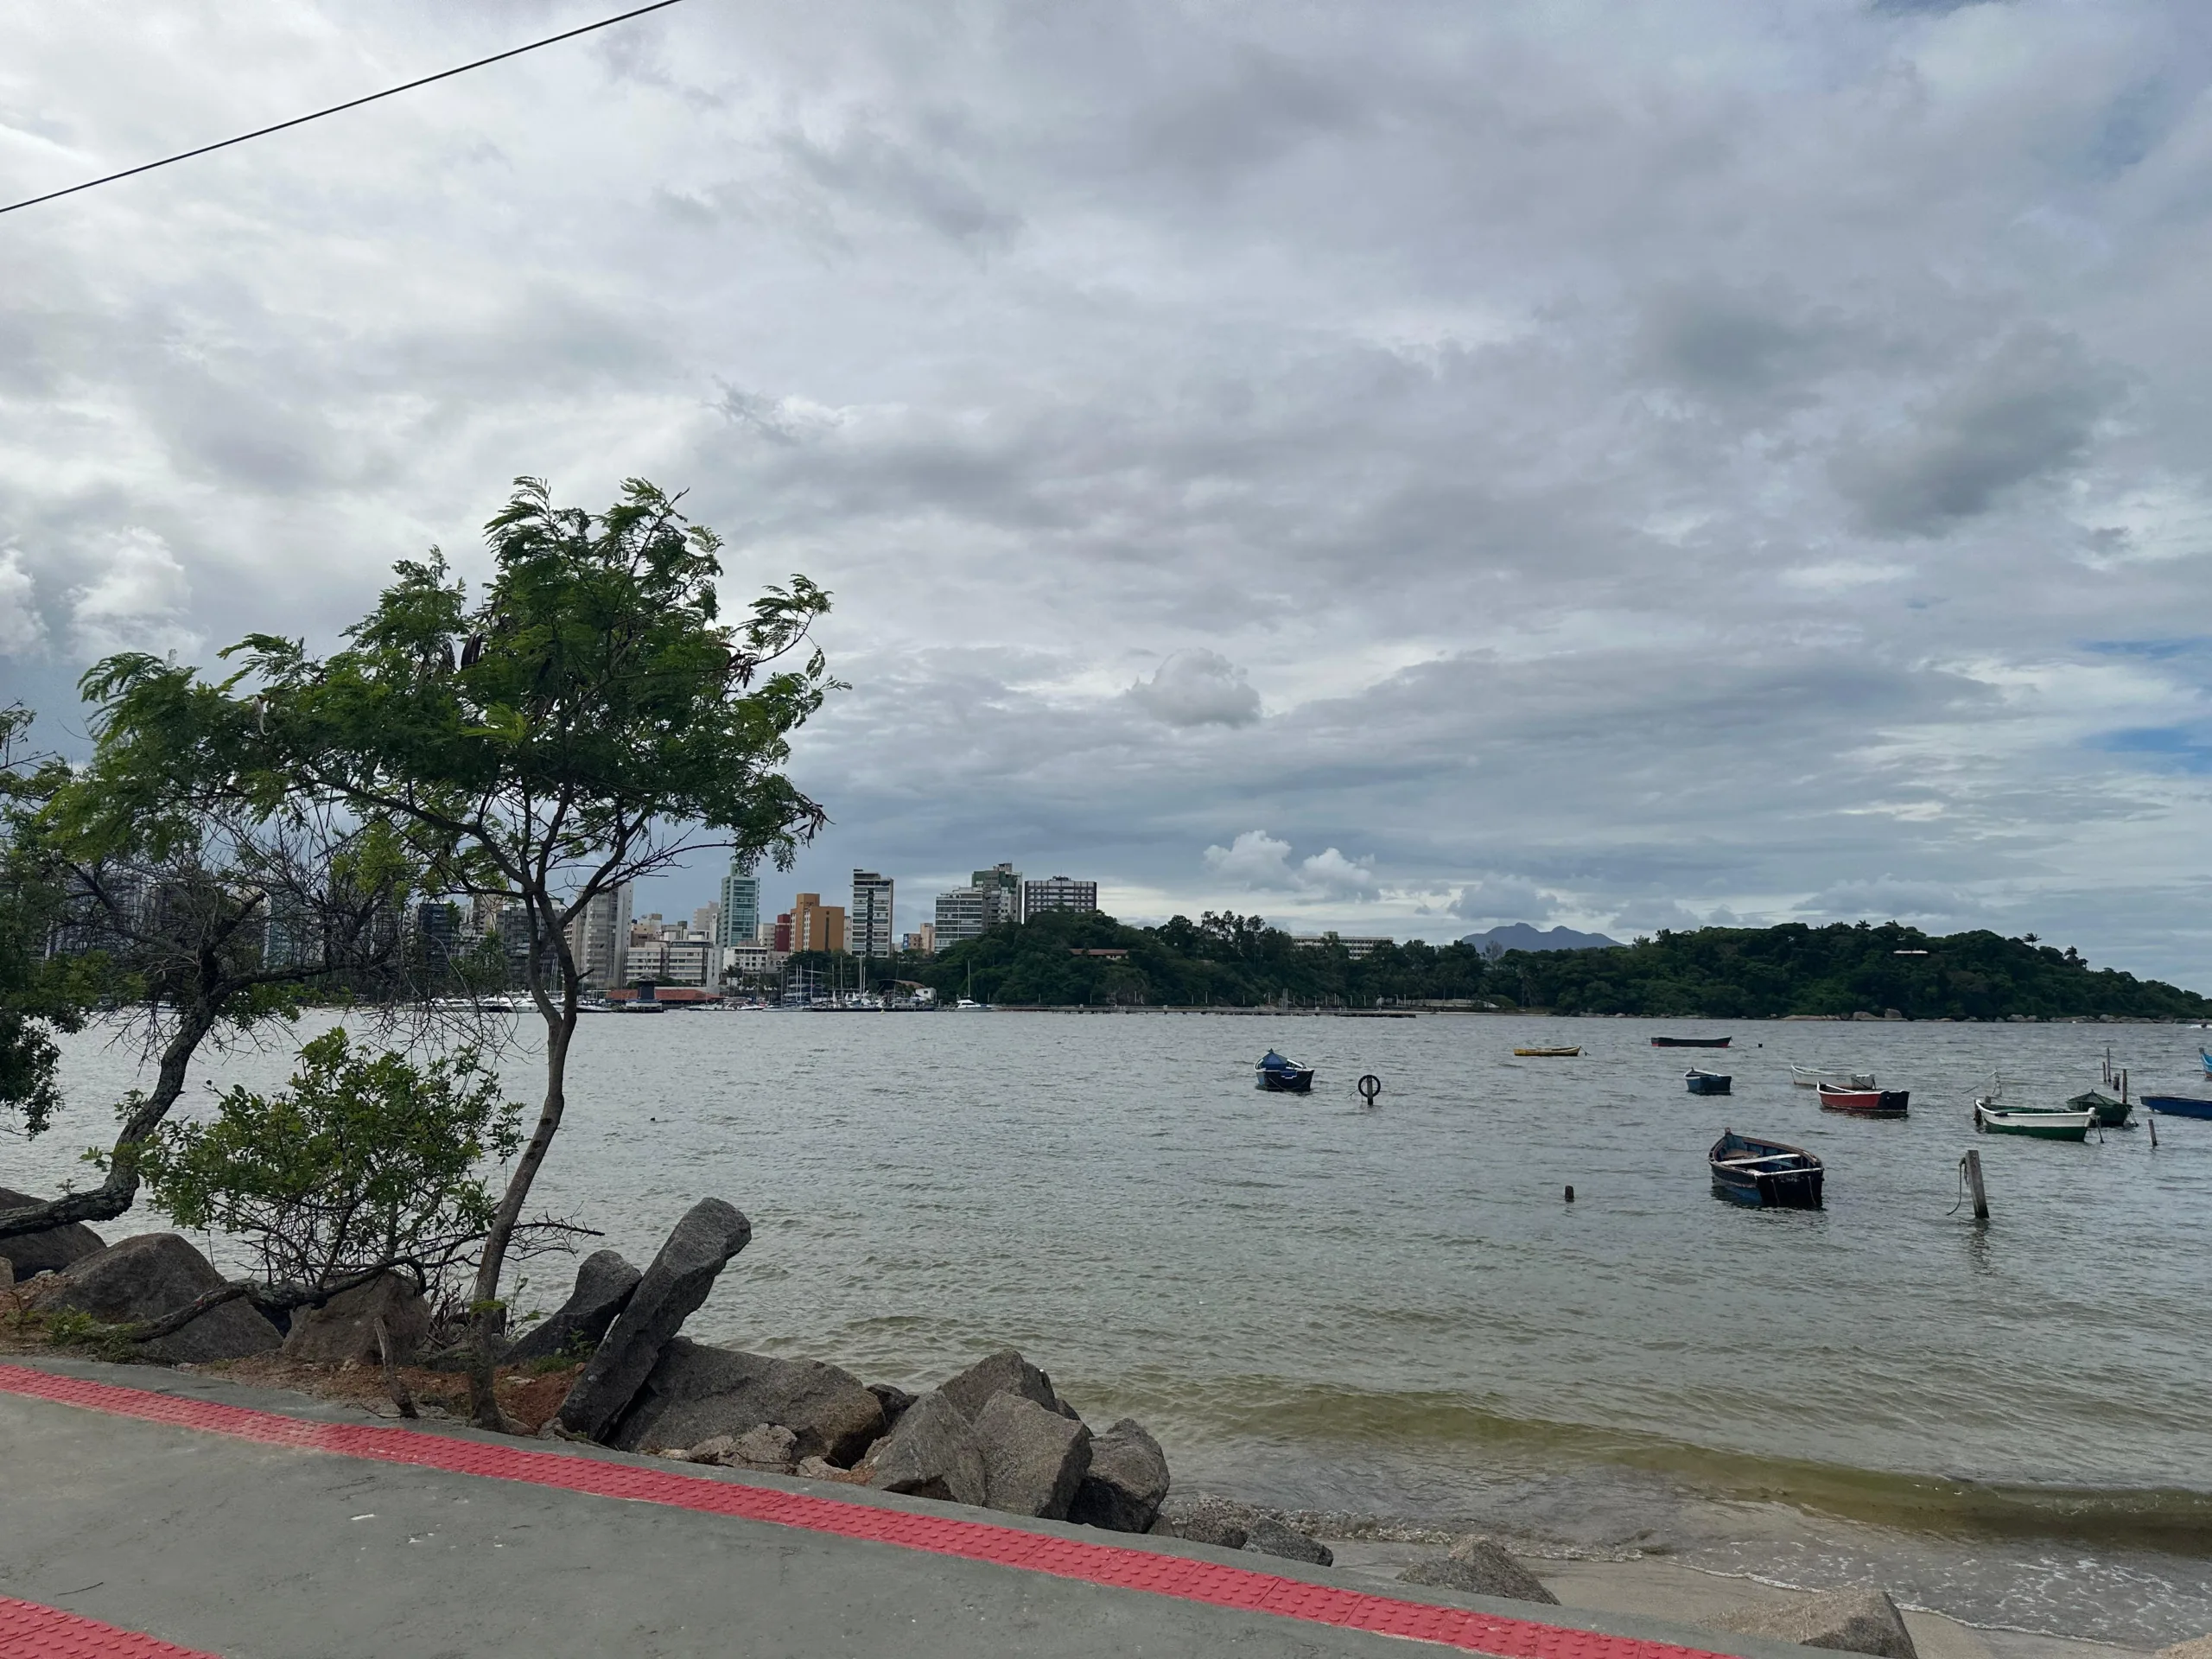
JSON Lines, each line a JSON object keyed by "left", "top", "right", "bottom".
{"left": 1973, "top": 1097, "right": 2094, "bottom": 1141}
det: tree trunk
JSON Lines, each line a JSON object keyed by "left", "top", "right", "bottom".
{"left": 465, "top": 998, "right": 576, "bottom": 1429}
{"left": 0, "top": 1000, "right": 217, "bottom": 1240}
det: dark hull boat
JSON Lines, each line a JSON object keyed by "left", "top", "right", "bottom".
{"left": 1652, "top": 1036, "right": 1732, "bottom": 1048}
{"left": 1816, "top": 1084, "right": 1910, "bottom": 1118}
{"left": 2146, "top": 1095, "right": 2212, "bottom": 1120}
{"left": 1709, "top": 1129, "right": 1823, "bottom": 1209}
{"left": 1255, "top": 1051, "right": 1314, "bottom": 1093}
{"left": 2065, "top": 1090, "right": 2133, "bottom": 1128}
{"left": 1685, "top": 1069, "right": 1732, "bottom": 1095}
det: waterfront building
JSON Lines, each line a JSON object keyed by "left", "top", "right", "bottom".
{"left": 771, "top": 912, "right": 792, "bottom": 952}
{"left": 564, "top": 882, "right": 632, "bottom": 991}
{"left": 851, "top": 870, "right": 894, "bottom": 958}
{"left": 790, "top": 893, "right": 847, "bottom": 955}
{"left": 933, "top": 887, "right": 989, "bottom": 947}
{"left": 1291, "top": 931, "right": 1392, "bottom": 959}
{"left": 1021, "top": 875, "right": 1097, "bottom": 916}
{"left": 720, "top": 859, "right": 760, "bottom": 955}
{"left": 972, "top": 862, "right": 1023, "bottom": 927}
{"left": 691, "top": 903, "right": 719, "bottom": 943}
{"left": 901, "top": 923, "right": 937, "bottom": 955}
{"left": 726, "top": 942, "right": 785, "bottom": 980}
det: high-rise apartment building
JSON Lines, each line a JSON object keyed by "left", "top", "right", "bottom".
{"left": 902, "top": 923, "right": 937, "bottom": 955}
{"left": 972, "top": 863, "right": 1023, "bottom": 927}
{"left": 691, "top": 903, "right": 720, "bottom": 942}
{"left": 564, "top": 882, "right": 633, "bottom": 989}
{"left": 933, "top": 887, "right": 989, "bottom": 948}
{"left": 1021, "top": 875, "right": 1097, "bottom": 916}
{"left": 719, "top": 859, "right": 760, "bottom": 953}
{"left": 850, "top": 870, "right": 894, "bottom": 958}
{"left": 771, "top": 912, "right": 792, "bottom": 952}
{"left": 789, "top": 893, "right": 847, "bottom": 954}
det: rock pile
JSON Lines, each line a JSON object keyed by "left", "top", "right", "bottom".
{"left": 0, "top": 1188, "right": 107, "bottom": 1281}
{"left": 1719, "top": 1586, "right": 1918, "bottom": 1659}
{"left": 1397, "top": 1537, "right": 1558, "bottom": 1604}
{"left": 28, "top": 1232, "right": 281, "bottom": 1364}
{"left": 1152, "top": 1494, "right": 1334, "bottom": 1566}
{"left": 528, "top": 1205, "right": 1173, "bottom": 1537}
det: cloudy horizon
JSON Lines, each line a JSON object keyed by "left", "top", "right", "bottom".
{"left": 4, "top": 2, "right": 2211, "bottom": 982}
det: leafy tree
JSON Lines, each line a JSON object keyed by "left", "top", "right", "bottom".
{"left": 136, "top": 1027, "right": 526, "bottom": 1312}
{"left": 232, "top": 476, "right": 835, "bottom": 1424}
{"left": 0, "top": 680, "right": 425, "bottom": 1243}
{"left": 0, "top": 706, "right": 87, "bottom": 1135}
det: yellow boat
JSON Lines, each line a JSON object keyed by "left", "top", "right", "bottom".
{"left": 1513, "top": 1045, "right": 1582, "bottom": 1058}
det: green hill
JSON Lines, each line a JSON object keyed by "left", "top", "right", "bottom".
{"left": 871, "top": 912, "right": 2209, "bottom": 1020}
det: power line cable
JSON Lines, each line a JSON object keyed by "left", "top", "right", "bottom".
{"left": 0, "top": 0, "right": 694, "bottom": 218}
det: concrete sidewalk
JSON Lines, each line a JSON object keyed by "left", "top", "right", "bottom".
{"left": 0, "top": 1357, "right": 1804, "bottom": 1659}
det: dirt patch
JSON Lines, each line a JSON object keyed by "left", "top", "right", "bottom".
{"left": 3, "top": 1298, "right": 583, "bottom": 1434}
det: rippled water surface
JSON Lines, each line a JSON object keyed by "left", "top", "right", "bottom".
{"left": 17, "top": 1012, "right": 2212, "bottom": 1643}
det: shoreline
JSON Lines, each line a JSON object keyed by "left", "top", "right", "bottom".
{"left": 2, "top": 1312, "right": 2191, "bottom": 1657}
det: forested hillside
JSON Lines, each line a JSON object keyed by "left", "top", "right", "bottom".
{"left": 871, "top": 912, "right": 2211, "bottom": 1020}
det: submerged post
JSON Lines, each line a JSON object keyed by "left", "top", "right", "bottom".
{"left": 1564, "top": 1184, "right": 1574, "bottom": 1204}
{"left": 1962, "top": 1149, "right": 1989, "bottom": 1223}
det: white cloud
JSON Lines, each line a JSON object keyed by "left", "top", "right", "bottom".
{"left": 0, "top": 551, "right": 46, "bottom": 657}
{"left": 68, "top": 530, "right": 200, "bottom": 660}
{"left": 1126, "top": 650, "right": 1262, "bottom": 728}
{"left": 1203, "top": 830, "right": 1378, "bottom": 897}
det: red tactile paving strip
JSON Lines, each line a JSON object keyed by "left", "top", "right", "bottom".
{"left": 0, "top": 1596, "right": 220, "bottom": 1657}
{"left": 2, "top": 1363, "right": 1731, "bottom": 1659}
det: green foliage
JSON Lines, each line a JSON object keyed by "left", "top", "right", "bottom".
{"left": 0, "top": 706, "right": 90, "bottom": 1136}
{"left": 901, "top": 911, "right": 2209, "bottom": 1020}
{"left": 229, "top": 476, "right": 837, "bottom": 955}
{"left": 135, "top": 1027, "right": 523, "bottom": 1298}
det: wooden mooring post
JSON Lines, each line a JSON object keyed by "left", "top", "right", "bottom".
{"left": 1962, "top": 1149, "right": 1990, "bottom": 1223}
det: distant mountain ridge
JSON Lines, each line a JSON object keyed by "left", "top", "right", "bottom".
{"left": 1459, "top": 923, "right": 1624, "bottom": 953}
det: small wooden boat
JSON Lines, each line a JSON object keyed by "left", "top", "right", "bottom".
{"left": 1791, "top": 1064, "right": 1876, "bottom": 1090}
{"left": 1709, "top": 1129, "right": 1823, "bottom": 1208}
{"left": 1685, "top": 1069, "right": 1732, "bottom": 1095}
{"left": 1973, "top": 1098, "right": 2093, "bottom": 1140}
{"left": 1652, "top": 1035, "right": 1731, "bottom": 1049}
{"left": 1513, "top": 1046, "right": 1582, "bottom": 1057}
{"left": 2199, "top": 1048, "right": 2212, "bottom": 1077}
{"left": 1816, "top": 1083, "right": 1910, "bottom": 1118}
{"left": 2145, "top": 1095, "right": 2212, "bottom": 1120}
{"left": 1255, "top": 1051, "right": 1314, "bottom": 1093}
{"left": 2064, "top": 1090, "right": 2133, "bottom": 1128}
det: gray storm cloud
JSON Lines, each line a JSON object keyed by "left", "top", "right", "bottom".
{"left": 2, "top": 0, "right": 2210, "bottom": 980}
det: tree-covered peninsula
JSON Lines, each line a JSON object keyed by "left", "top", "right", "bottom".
{"left": 887, "top": 911, "right": 2211, "bottom": 1020}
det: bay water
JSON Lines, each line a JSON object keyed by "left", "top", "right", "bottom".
{"left": 14, "top": 1012, "right": 2211, "bottom": 1645}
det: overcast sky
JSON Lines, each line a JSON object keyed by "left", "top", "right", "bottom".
{"left": 4, "top": 1, "right": 2211, "bottom": 981}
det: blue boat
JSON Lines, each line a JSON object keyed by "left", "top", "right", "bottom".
{"left": 2200, "top": 1048, "right": 2211, "bottom": 1077}
{"left": 1255, "top": 1051, "right": 1314, "bottom": 1093}
{"left": 2146, "top": 1095, "right": 2212, "bottom": 1120}
{"left": 1709, "top": 1129, "right": 1822, "bottom": 1209}
{"left": 1684, "top": 1069, "right": 1732, "bottom": 1096}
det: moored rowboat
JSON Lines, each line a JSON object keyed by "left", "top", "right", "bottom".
{"left": 2145, "top": 1095, "right": 2212, "bottom": 1120}
{"left": 1685, "top": 1068, "right": 1732, "bottom": 1095}
{"left": 1816, "top": 1083, "right": 1910, "bottom": 1117}
{"left": 1653, "top": 1035, "right": 1731, "bottom": 1048}
{"left": 1255, "top": 1051, "right": 1315, "bottom": 1093}
{"left": 1709, "top": 1129, "right": 1823, "bottom": 1208}
{"left": 1513, "top": 1046, "right": 1582, "bottom": 1058}
{"left": 1791, "top": 1064, "right": 1876, "bottom": 1090}
{"left": 1973, "top": 1098, "right": 2094, "bottom": 1140}
{"left": 2064, "top": 1090, "right": 2133, "bottom": 1128}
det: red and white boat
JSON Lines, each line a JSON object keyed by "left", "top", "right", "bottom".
{"left": 1815, "top": 1082, "right": 1909, "bottom": 1117}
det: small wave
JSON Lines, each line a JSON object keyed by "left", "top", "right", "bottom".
{"left": 1139, "top": 1375, "right": 2212, "bottom": 1554}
